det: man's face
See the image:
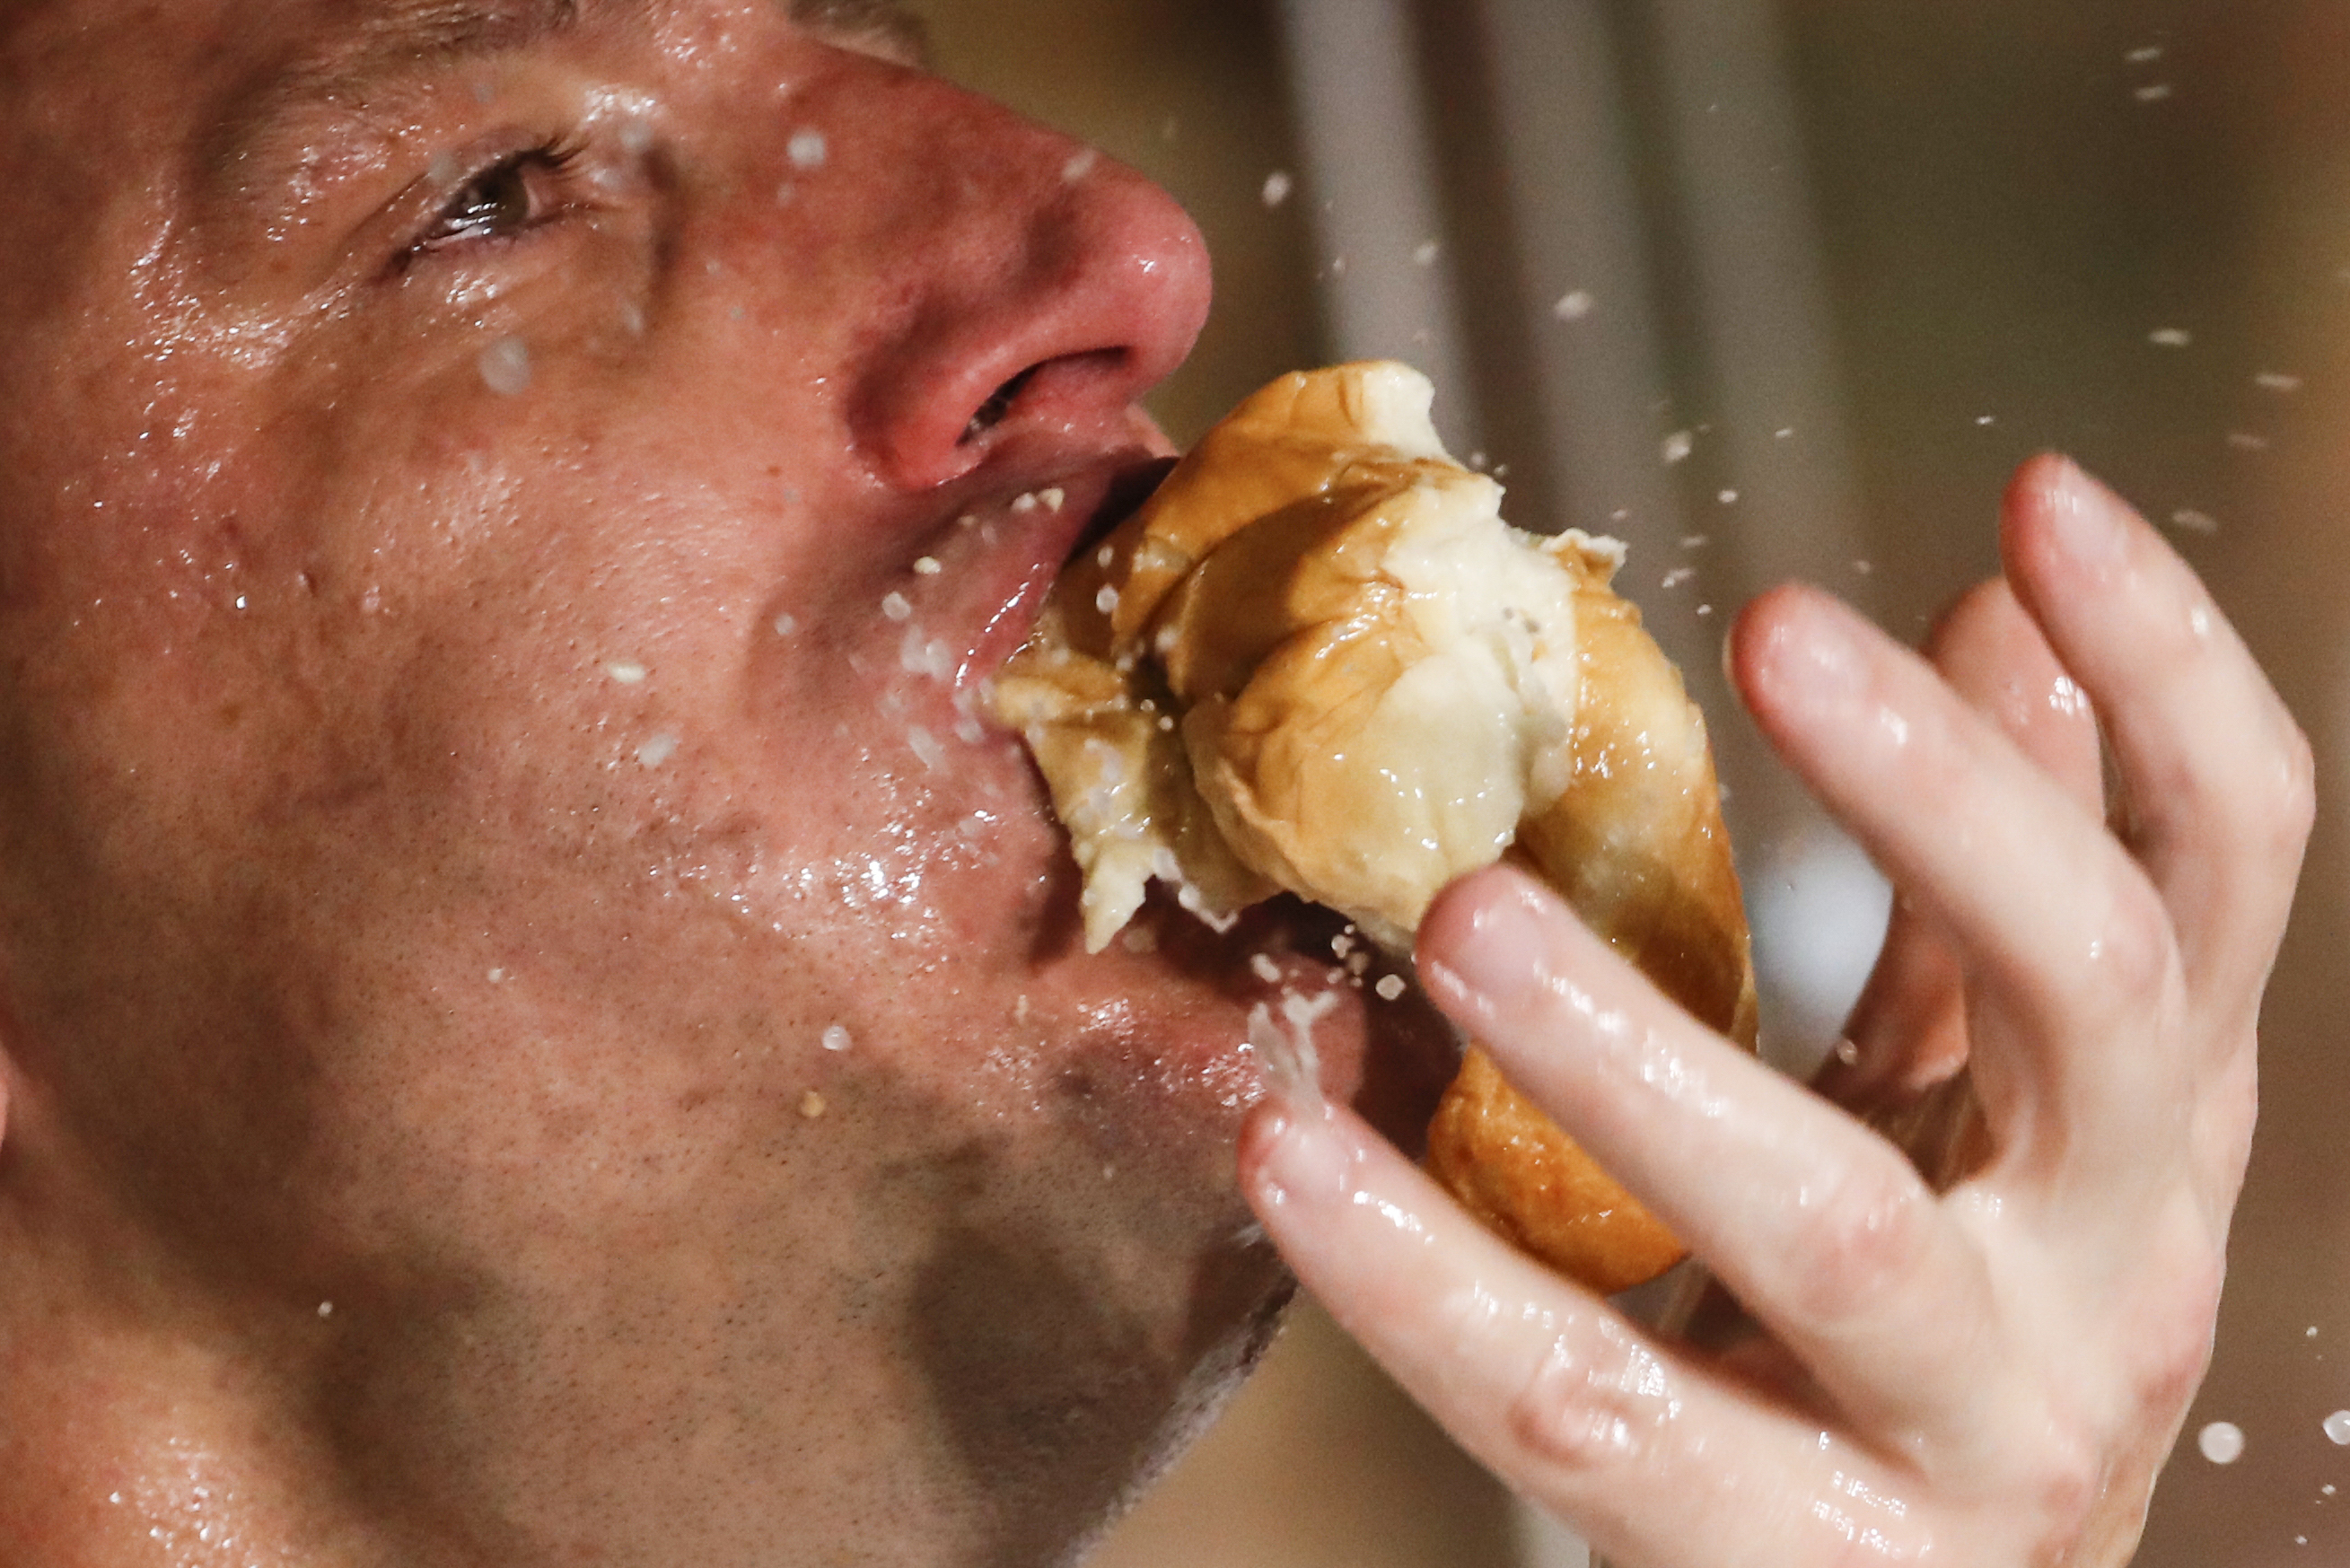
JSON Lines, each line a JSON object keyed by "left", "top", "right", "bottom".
{"left": 0, "top": 3, "right": 1444, "bottom": 1563}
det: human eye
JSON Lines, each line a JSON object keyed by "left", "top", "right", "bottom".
{"left": 404, "top": 138, "right": 589, "bottom": 264}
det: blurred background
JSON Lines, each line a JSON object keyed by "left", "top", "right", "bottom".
{"left": 911, "top": 2, "right": 2350, "bottom": 1563}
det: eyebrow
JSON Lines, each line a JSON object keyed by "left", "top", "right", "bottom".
{"left": 205, "top": 0, "right": 928, "bottom": 200}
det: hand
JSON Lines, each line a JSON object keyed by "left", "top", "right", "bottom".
{"left": 1238, "top": 455, "right": 2312, "bottom": 1566}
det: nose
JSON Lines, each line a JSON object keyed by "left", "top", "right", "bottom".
{"left": 815, "top": 68, "right": 1213, "bottom": 491}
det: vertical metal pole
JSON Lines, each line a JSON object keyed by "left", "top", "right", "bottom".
{"left": 1643, "top": 0, "right": 1886, "bottom": 1062}
{"left": 1273, "top": 0, "right": 1484, "bottom": 455}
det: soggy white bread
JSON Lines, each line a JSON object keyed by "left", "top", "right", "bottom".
{"left": 994, "top": 363, "right": 1758, "bottom": 1294}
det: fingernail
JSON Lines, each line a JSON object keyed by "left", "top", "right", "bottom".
{"left": 1427, "top": 880, "right": 1552, "bottom": 1013}
{"left": 1774, "top": 595, "right": 1869, "bottom": 708}
{"left": 1251, "top": 1101, "right": 1356, "bottom": 1206}
{"left": 2047, "top": 457, "right": 2127, "bottom": 568}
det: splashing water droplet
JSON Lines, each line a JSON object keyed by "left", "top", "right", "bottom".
{"left": 788, "top": 129, "right": 828, "bottom": 170}
{"left": 1553, "top": 290, "right": 1595, "bottom": 321}
{"left": 1261, "top": 170, "right": 1294, "bottom": 207}
{"left": 2198, "top": 1422, "right": 2245, "bottom": 1465}
{"left": 478, "top": 337, "right": 532, "bottom": 396}
{"left": 2324, "top": 1412, "right": 2350, "bottom": 1446}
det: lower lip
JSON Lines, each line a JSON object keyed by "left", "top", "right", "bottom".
{"left": 949, "top": 465, "right": 1156, "bottom": 694}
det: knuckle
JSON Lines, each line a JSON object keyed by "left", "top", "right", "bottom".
{"left": 1505, "top": 1335, "right": 1664, "bottom": 1478}
{"left": 2124, "top": 1214, "right": 2224, "bottom": 1413}
{"left": 2270, "top": 718, "right": 2318, "bottom": 848}
{"left": 2017, "top": 1430, "right": 2108, "bottom": 1559}
{"left": 2091, "top": 881, "right": 2173, "bottom": 1001}
{"left": 1784, "top": 1161, "right": 1938, "bottom": 1324}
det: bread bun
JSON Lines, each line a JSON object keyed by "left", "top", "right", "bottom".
{"left": 995, "top": 363, "right": 1757, "bottom": 1294}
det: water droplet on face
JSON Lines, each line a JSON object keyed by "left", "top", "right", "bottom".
{"left": 1261, "top": 170, "right": 1294, "bottom": 207}
{"left": 478, "top": 336, "right": 532, "bottom": 397}
{"left": 799, "top": 1091, "right": 828, "bottom": 1119}
{"left": 907, "top": 726, "right": 944, "bottom": 770}
{"left": 882, "top": 592, "right": 913, "bottom": 622}
{"left": 774, "top": 613, "right": 798, "bottom": 636}
{"left": 788, "top": 128, "right": 828, "bottom": 170}
{"left": 619, "top": 117, "right": 655, "bottom": 156}
{"left": 2197, "top": 1421, "right": 2246, "bottom": 1464}
{"left": 636, "top": 732, "right": 680, "bottom": 768}
{"left": 1062, "top": 148, "right": 1098, "bottom": 183}
{"left": 1553, "top": 290, "right": 1595, "bottom": 321}
{"left": 822, "top": 1023, "right": 852, "bottom": 1053}
{"left": 606, "top": 660, "right": 648, "bottom": 685}
{"left": 913, "top": 556, "right": 942, "bottom": 576}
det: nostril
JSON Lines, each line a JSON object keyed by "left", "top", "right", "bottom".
{"left": 960, "top": 364, "right": 1043, "bottom": 444}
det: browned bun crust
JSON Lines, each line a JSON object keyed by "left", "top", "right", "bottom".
{"left": 996, "top": 364, "right": 1756, "bottom": 1296}
{"left": 1425, "top": 547, "right": 1757, "bottom": 1295}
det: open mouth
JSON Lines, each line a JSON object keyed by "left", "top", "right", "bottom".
{"left": 1072, "top": 454, "right": 1178, "bottom": 562}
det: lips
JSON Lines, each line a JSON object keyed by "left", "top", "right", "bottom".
{"left": 920, "top": 448, "right": 1177, "bottom": 694}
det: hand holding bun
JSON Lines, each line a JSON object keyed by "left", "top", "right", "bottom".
{"left": 995, "top": 363, "right": 1755, "bottom": 1293}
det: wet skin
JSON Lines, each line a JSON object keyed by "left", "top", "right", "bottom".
{"left": 0, "top": 4, "right": 1451, "bottom": 1564}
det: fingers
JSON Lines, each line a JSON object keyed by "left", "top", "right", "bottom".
{"left": 1730, "top": 584, "right": 2187, "bottom": 1189}
{"left": 1924, "top": 577, "right": 2103, "bottom": 810}
{"left": 1238, "top": 1091, "right": 1938, "bottom": 1568}
{"left": 1828, "top": 580, "right": 2096, "bottom": 1112}
{"left": 1828, "top": 580, "right": 2099, "bottom": 1138}
{"left": 1416, "top": 866, "right": 2008, "bottom": 1450}
{"left": 2000, "top": 454, "right": 2313, "bottom": 1012}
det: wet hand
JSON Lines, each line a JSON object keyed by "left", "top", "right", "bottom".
{"left": 1239, "top": 456, "right": 2311, "bottom": 1566}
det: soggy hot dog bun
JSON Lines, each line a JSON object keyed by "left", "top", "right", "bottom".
{"left": 994, "top": 363, "right": 1758, "bottom": 1293}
